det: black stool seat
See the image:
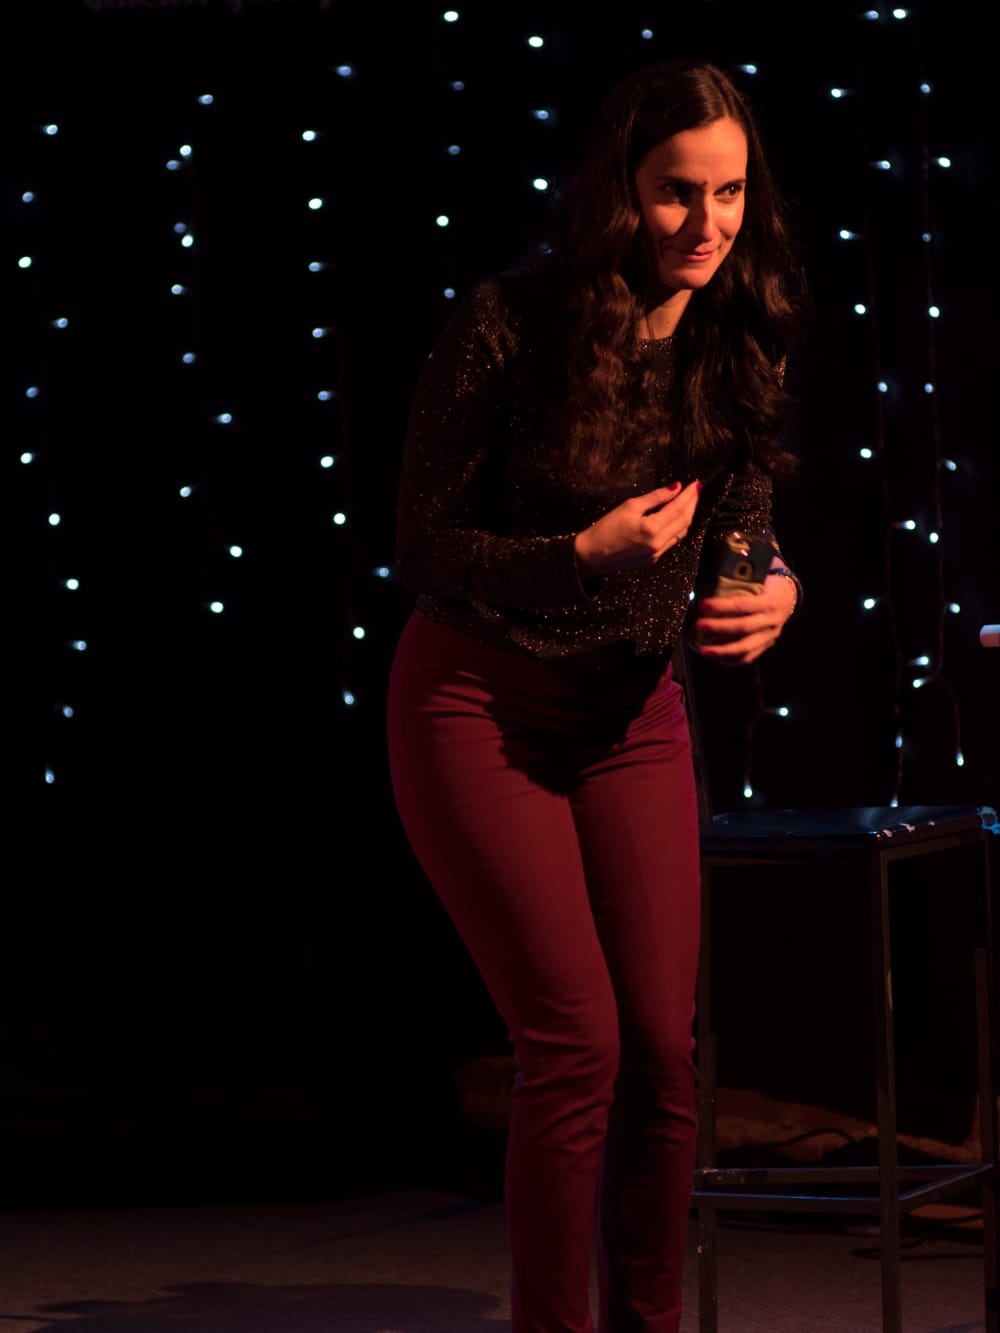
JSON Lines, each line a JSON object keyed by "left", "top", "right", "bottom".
{"left": 700, "top": 803, "right": 995, "bottom": 853}
{"left": 692, "top": 801, "right": 1000, "bottom": 1333}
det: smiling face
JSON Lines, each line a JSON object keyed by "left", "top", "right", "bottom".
{"left": 633, "top": 116, "right": 748, "bottom": 334}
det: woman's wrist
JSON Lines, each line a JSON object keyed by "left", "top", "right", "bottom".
{"left": 767, "top": 563, "right": 802, "bottom": 615}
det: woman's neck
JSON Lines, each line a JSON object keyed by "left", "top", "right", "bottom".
{"left": 640, "top": 288, "right": 692, "bottom": 339}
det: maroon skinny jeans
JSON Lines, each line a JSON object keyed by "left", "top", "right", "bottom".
{"left": 386, "top": 610, "right": 701, "bottom": 1333}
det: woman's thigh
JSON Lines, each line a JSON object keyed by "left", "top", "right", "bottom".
{"left": 386, "top": 612, "right": 618, "bottom": 1035}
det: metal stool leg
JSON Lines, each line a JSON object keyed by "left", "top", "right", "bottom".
{"left": 697, "top": 864, "right": 719, "bottom": 1333}
{"left": 870, "top": 853, "right": 902, "bottom": 1333}
{"left": 976, "top": 833, "right": 999, "bottom": 1333}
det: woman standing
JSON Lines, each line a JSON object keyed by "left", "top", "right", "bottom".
{"left": 387, "top": 59, "right": 806, "bottom": 1333}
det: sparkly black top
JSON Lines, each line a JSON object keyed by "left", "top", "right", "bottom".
{"left": 395, "top": 267, "right": 779, "bottom": 677}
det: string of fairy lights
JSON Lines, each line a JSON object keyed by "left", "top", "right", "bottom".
{"left": 11, "top": 3, "right": 992, "bottom": 822}
{"left": 843, "top": 5, "right": 962, "bottom": 806}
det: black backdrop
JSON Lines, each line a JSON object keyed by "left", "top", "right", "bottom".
{"left": 5, "top": 0, "right": 999, "bottom": 1206}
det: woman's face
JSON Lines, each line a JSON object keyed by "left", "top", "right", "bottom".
{"left": 633, "top": 116, "right": 748, "bottom": 299}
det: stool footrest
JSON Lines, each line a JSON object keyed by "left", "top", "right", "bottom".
{"left": 692, "top": 1162, "right": 992, "bottom": 1215}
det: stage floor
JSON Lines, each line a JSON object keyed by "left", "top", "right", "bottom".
{"left": 0, "top": 1185, "right": 987, "bottom": 1332}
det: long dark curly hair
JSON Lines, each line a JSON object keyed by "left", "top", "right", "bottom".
{"left": 542, "top": 60, "right": 807, "bottom": 490}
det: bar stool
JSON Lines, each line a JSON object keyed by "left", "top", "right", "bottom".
{"left": 673, "top": 652, "right": 1000, "bottom": 1332}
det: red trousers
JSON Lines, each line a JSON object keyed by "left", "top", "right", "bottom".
{"left": 386, "top": 611, "right": 701, "bottom": 1333}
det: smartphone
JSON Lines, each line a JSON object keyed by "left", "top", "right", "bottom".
{"left": 709, "top": 530, "right": 774, "bottom": 598}
{"left": 692, "top": 531, "right": 774, "bottom": 650}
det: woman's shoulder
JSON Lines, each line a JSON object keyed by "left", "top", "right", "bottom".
{"left": 463, "top": 257, "right": 561, "bottom": 325}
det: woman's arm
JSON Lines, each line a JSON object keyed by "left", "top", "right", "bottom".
{"left": 394, "top": 278, "right": 594, "bottom": 610}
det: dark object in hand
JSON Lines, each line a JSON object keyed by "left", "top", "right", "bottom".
{"left": 708, "top": 530, "right": 774, "bottom": 598}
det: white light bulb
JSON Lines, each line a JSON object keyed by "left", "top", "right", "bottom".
{"left": 45, "top": 769, "right": 55, "bottom": 785}
{"left": 228, "top": 545, "right": 243, "bottom": 558}
{"left": 72, "top": 640, "right": 87, "bottom": 651}
{"left": 863, "top": 597, "right": 877, "bottom": 610}
{"left": 444, "top": 287, "right": 456, "bottom": 299}
{"left": 743, "top": 783, "right": 753, "bottom": 799}
{"left": 920, "top": 82, "right": 931, "bottom": 94}
{"left": 21, "top": 452, "right": 35, "bottom": 464}
{"left": 174, "top": 222, "right": 187, "bottom": 233}
{"left": 943, "top": 458, "right": 957, "bottom": 471}
{"left": 22, "top": 191, "right": 35, "bottom": 202}
{"left": 447, "top": 144, "right": 461, "bottom": 156}
{"left": 62, "top": 705, "right": 74, "bottom": 718}
{"left": 527, "top": 34, "right": 544, "bottom": 48}
{"left": 436, "top": 214, "right": 450, "bottom": 227}
{"left": 26, "top": 386, "right": 39, "bottom": 397}
{"left": 171, "top": 284, "right": 188, "bottom": 295}
{"left": 838, "top": 229, "right": 859, "bottom": 239}
{"left": 302, "top": 130, "right": 317, "bottom": 141}
{"left": 352, "top": 626, "right": 366, "bottom": 640}
{"left": 198, "top": 94, "right": 214, "bottom": 105}
{"left": 182, "top": 353, "right": 196, "bottom": 364}
{"left": 320, "top": 456, "right": 335, "bottom": 468}
{"left": 18, "top": 256, "right": 32, "bottom": 268}
{"left": 209, "top": 601, "right": 224, "bottom": 614}
{"left": 336, "top": 65, "right": 353, "bottom": 77}
{"left": 374, "top": 566, "right": 391, "bottom": 578}
{"left": 64, "top": 578, "right": 79, "bottom": 590}
{"left": 179, "top": 144, "right": 192, "bottom": 157}
{"left": 859, "top": 447, "right": 873, "bottom": 459}
{"left": 443, "top": 9, "right": 459, "bottom": 20}
{"left": 332, "top": 512, "right": 347, "bottom": 526}
{"left": 854, "top": 302, "right": 867, "bottom": 315}
{"left": 312, "top": 327, "right": 329, "bottom": 338}
{"left": 181, "top": 235, "right": 193, "bottom": 248}
{"left": 52, "top": 318, "right": 68, "bottom": 329}
{"left": 532, "top": 108, "right": 550, "bottom": 120}
{"left": 929, "top": 531, "right": 940, "bottom": 544}
{"left": 532, "top": 178, "right": 549, "bottom": 191}
{"left": 317, "top": 390, "right": 333, "bottom": 401}
{"left": 924, "top": 382, "right": 934, "bottom": 394}
{"left": 956, "top": 750, "right": 965, "bottom": 767}
{"left": 641, "top": 28, "right": 653, "bottom": 39}
{"left": 166, "top": 160, "right": 181, "bottom": 171}
{"left": 829, "top": 87, "right": 847, "bottom": 99}
{"left": 343, "top": 690, "right": 356, "bottom": 706}
{"left": 895, "top": 732, "right": 903, "bottom": 749}
{"left": 948, "top": 602, "right": 960, "bottom": 614}
{"left": 49, "top": 513, "right": 61, "bottom": 526}
{"left": 449, "top": 80, "right": 464, "bottom": 91}
{"left": 308, "top": 197, "right": 325, "bottom": 210}
{"left": 877, "top": 381, "right": 888, "bottom": 393}
{"left": 740, "top": 64, "right": 758, "bottom": 74}
{"left": 179, "top": 486, "right": 193, "bottom": 497}
{"left": 43, "top": 123, "right": 59, "bottom": 135}
{"left": 215, "top": 413, "right": 233, "bottom": 424}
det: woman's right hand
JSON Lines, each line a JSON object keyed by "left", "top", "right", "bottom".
{"left": 574, "top": 480, "right": 701, "bottom": 578}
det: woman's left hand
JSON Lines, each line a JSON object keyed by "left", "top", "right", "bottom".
{"left": 693, "top": 571, "right": 798, "bottom": 666}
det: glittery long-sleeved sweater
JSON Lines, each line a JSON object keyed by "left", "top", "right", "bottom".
{"left": 395, "top": 266, "right": 779, "bottom": 678}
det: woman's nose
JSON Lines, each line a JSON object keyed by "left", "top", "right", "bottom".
{"left": 685, "top": 198, "right": 716, "bottom": 239}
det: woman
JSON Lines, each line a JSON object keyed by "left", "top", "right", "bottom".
{"left": 386, "top": 59, "right": 805, "bottom": 1333}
